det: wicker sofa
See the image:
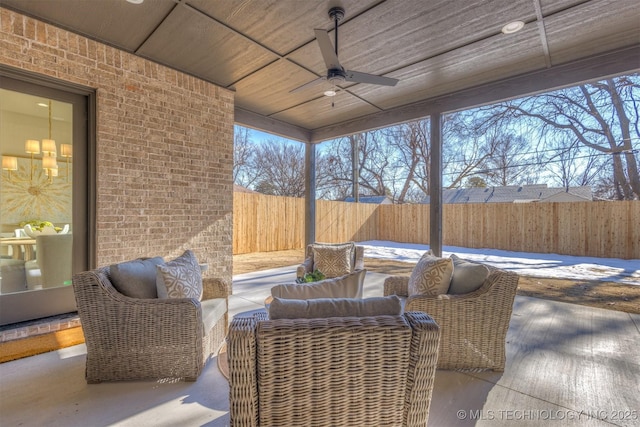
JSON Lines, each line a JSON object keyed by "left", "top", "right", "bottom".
{"left": 72, "top": 265, "right": 228, "bottom": 383}
{"left": 384, "top": 265, "right": 519, "bottom": 371}
{"left": 227, "top": 304, "right": 440, "bottom": 427}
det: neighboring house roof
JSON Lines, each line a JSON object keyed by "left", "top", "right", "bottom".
{"left": 343, "top": 195, "right": 393, "bottom": 204}
{"left": 540, "top": 188, "right": 592, "bottom": 202}
{"left": 233, "top": 184, "right": 258, "bottom": 194}
{"left": 422, "top": 185, "right": 592, "bottom": 204}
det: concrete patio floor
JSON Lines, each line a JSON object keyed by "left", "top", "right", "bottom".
{"left": 1, "top": 267, "right": 638, "bottom": 426}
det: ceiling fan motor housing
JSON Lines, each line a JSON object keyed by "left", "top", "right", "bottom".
{"left": 327, "top": 68, "right": 347, "bottom": 83}
{"left": 328, "top": 7, "right": 345, "bottom": 22}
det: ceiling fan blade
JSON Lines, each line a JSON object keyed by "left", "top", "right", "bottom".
{"left": 314, "top": 29, "right": 342, "bottom": 70}
{"left": 289, "top": 76, "right": 326, "bottom": 93}
{"left": 344, "top": 70, "right": 399, "bottom": 86}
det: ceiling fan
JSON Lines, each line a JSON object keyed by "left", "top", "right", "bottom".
{"left": 290, "top": 6, "right": 399, "bottom": 96}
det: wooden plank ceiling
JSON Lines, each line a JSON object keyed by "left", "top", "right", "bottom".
{"left": 3, "top": 0, "right": 638, "bottom": 142}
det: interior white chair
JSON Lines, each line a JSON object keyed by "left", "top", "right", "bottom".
{"left": 0, "top": 259, "right": 27, "bottom": 293}
{"left": 25, "top": 234, "right": 73, "bottom": 290}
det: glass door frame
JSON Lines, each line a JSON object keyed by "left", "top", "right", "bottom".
{"left": 0, "top": 65, "right": 96, "bottom": 325}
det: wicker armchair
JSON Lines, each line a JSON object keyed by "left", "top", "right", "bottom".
{"left": 72, "top": 266, "right": 228, "bottom": 383}
{"left": 384, "top": 266, "right": 519, "bottom": 371}
{"left": 296, "top": 242, "right": 365, "bottom": 298}
{"left": 228, "top": 311, "right": 440, "bottom": 427}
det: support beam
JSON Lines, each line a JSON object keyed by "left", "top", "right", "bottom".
{"left": 234, "top": 107, "right": 312, "bottom": 143}
{"left": 429, "top": 113, "right": 443, "bottom": 257}
{"left": 305, "top": 143, "right": 316, "bottom": 247}
{"left": 352, "top": 136, "right": 359, "bottom": 202}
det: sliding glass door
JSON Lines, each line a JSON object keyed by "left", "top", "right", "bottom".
{"left": 0, "top": 70, "right": 93, "bottom": 325}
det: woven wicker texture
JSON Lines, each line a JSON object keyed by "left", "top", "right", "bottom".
{"left": 228, "top": 311, "right": 440, "bottom": 427}
{"left": 384, "top": 267, "right": 519, "bottom": 371}
{"left": 72, "top": 266, "right": 228, "bottom": 383}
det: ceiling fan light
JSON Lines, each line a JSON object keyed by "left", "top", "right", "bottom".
{"left": 502, "top": 20, "right": 525, "bottom": 34}
{"left": 324, "top": 89, "right": 337, "bottom": 97}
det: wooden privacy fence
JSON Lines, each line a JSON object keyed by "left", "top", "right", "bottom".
{"left": 378, "top": 202, "right": 640, "bottom": 259}
{"left": 233, "top": 193, "right": 378, "bottom": 254}
{"left": 234, "top": 192, "right": 640, "bottom": 260}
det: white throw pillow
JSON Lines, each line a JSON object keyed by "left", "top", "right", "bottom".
{"left": 156, "top": 250, "right": 202, "bottom": 300}
{"left": 408, "top": 251, "right": 453, "bottom": 296}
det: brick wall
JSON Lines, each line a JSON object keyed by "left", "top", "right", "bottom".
{"left": 0, "top": 8, "right": 234, "bottom": 292}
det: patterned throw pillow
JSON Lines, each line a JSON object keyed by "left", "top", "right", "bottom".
{"left": 408, "top": 251, "right": 454, "bottom": 296}
{"left": 156, "top": 250, "right": 202, "bottom": 300}
{"left": 312, "top": 243, "right": 354, "bottom": 278}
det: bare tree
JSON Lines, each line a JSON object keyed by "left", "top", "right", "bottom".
{"left": 233, "top": 126, "right": 259, "bottom": 188}
{"left": 252, "top": 139, "right": 306, "bottom": 197}
{"left": 320, "top": 137, "right": 355, "bottom": 199}
{"left": 357, "top": 132, "right": 396, "bottom": 197}
{"left": 320, "top": 132, "right": 397, "bottom": 201}
{"left": 235, "top": 74, "right": 639, "bottom": 202}
{"left": 320, "top": 114, "right": 513, "bottom": 203}
{"left": 544, "top": 137, "right": 605, "bottom": 190}
{"left": 384, "top": 120, "right": 430, "bottom": 203}
{"left": 316, "top": 149, "right": 351, "bottom": 200}
{"left": 479, "top": 131, "right": 538, "bottom": 186}
{"left": 232, "top": 132, "right": 337, "bottom": 199}
{"left": 442, "top": 112, "right": 503, "bottom": 188}
{"left": 494, "top": 76, "right": 640, "bottom": 199}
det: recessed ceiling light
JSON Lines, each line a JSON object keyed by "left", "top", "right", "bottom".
{"left": 502, "top": 20, "right": 525, "bottom": 34}
{"left": 37, "top": 102, "right": 48, "bottom": 107}
{"left": 126, "top": 0, "right": 144, "bottom": 4}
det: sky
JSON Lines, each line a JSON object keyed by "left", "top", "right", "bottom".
{"left": 358, "top": 240, "right": 640, "bottom": 285}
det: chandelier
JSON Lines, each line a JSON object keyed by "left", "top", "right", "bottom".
{"left": 2, "top": 100, "right": 72, "bottom": 183}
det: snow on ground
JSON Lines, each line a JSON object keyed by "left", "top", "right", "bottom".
{"left": 358, "top": 240, "right": 640, "bottom": 285}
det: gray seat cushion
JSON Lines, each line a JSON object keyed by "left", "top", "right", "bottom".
{"left": 271, "top": 269, "right": 365, "bottom": 300}
{"left": 269, "top": 295, "right": 402, "bottom": 320}
{"left": 109, "top": 257, "right": 165, "bottom": 298}
{"left": 201, "top": 298, "right": 227, "bottom": 334}
{"left": 447, "top": 254, "right": 490, "bottom": 294}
